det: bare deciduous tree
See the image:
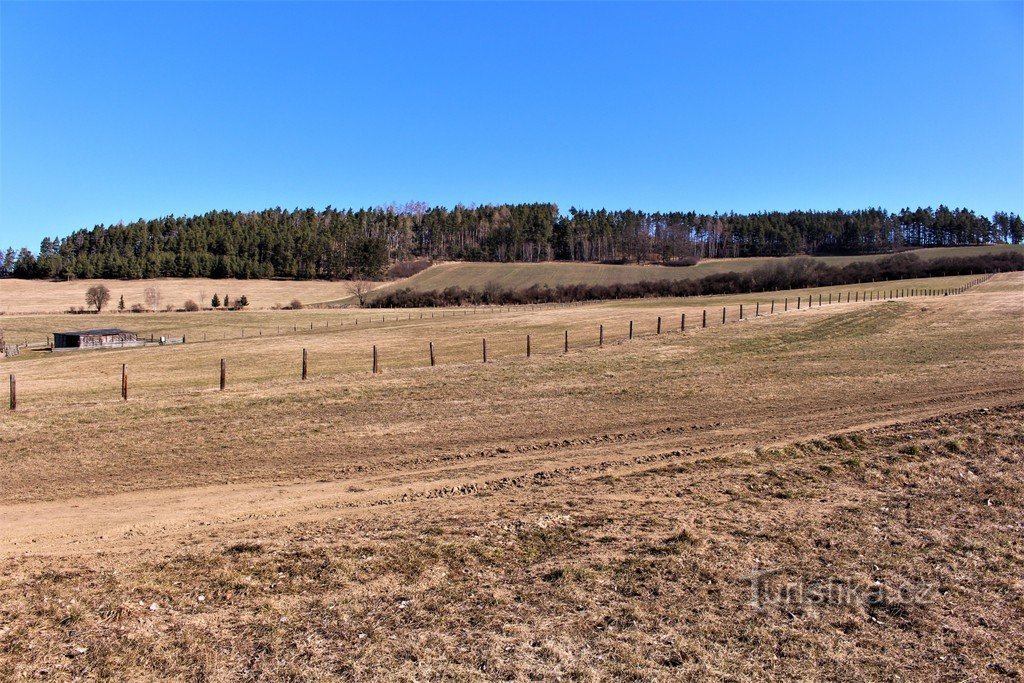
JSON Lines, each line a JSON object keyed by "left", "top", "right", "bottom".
{"left": 144, "top": 287, "right": 162, "bottom": 311}
{"left": 346, "top": 280, "right": 371, "bottom": 307}
{"left": 85, "top": 284, "right": 111, "bottom": 312}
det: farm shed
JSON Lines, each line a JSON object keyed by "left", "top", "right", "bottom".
{"left": 53, "top": 328, "right": 139, "bottom": 349}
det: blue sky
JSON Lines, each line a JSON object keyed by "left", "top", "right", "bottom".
{"left": 1, "top": 1, "right": 1021, "bottom": 250}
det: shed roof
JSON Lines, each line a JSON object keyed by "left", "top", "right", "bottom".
{"left": 55, "top": 329, "right": 136, "bottom": 336}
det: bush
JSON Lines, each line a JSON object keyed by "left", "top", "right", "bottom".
{"left": 183, "top": 300, "right": 200, "bottom": 312}
{"left": 289, "top": 299, "right": 303, "bottom": 310}
{"left": 387, "top": 259, "right": 432, "bottom": 279}
{"left": 662, "top": 256, "right": 701, "bottom": 267}
{"left": 130, "top": 303, "right": 146, "bottom": 313}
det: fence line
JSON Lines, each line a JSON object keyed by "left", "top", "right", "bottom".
{"left": 3, "top": 276, "right": 994, "bottom": 409}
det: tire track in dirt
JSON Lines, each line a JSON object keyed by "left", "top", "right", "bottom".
{"left": 2, "top": 383, "right": 1020, "bottom": 558}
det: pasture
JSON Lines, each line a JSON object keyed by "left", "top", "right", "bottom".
{"left": 361, "top": 244, "right": 1024, "bottom": 299}
{"left": 0, "top": 271, "right": 1022, "bottom": 680}
{"left": 2, "top": 244, "right": 1020, "bottom": 315}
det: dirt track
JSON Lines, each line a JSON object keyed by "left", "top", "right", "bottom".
{"left": 2, "top": 274, "right": 1021, "bottom": 558}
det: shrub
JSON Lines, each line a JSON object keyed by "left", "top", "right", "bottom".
{"left": 130, "top": 303, "right": 146, "bottom": 313}
{"left": 289, "top": 299, "right": 303, "bottom": 310}
{"left": 387, "top": 259, "right": 432, "bottom": 279}
{"left": 183, "top": 300, "right": 200, "bottom": 312}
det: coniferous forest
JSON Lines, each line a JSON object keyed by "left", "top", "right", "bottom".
{"left": 2, "top": 203, "right": 1021, "bottom": 281}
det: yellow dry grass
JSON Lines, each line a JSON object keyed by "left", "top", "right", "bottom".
{"left": 0, "top": 277, "right": 387, "bottom": 314}
{"left": 364, "top": 244, "right": 1024, "bottom": 297}
{"left": 0, "top": 272, "right": 1021, "bottom": 681}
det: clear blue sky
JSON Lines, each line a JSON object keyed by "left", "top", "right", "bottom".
{"left": 1, "top": 1, "right": 1021, "bottom": 250}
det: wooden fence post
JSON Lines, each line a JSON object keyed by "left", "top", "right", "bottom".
{"left": 302, "top": 348, "right": 308, "bottom": 380}
{"left": 429, "top": 341, "right": 435, "bottom": 367}
{"left": 8, "top": 374, "right": 14, "bottom": 411}
{"left": 220, "top": 359, "right": 226, "bottom": 391}
{"left": 564, "top": 330, "right": 569, "bottom": 353}
{"left": 797, "top": 296, "right": 801, "bottom": 310}
{"left": 373, "top": 345, "right": 379, "bottom": 374}
{"left": 702, "top": 310, "right": 707, "bottom": 328}
{"left": 526, "top": 335, "right": 531, "bottom": 357}
{"left": 785, "top": 297, "right": 789, "bottom": 311}
{"left": 722, "top": 307, "right": 726, "bottom": 324}
{"left": 599, "top": 324, "right": 604, "bottom": 346}
{"left": 818, "top": 294, "right": 822, "bottom": 306}
{"left": 122, "top": 364, "right": 128, "bottom": 401}
{"left": 483, "top": 338, "right": 488, "bottom": 363}
{"left": 739, "top": 304, "right": 744, "bottom": 320}
{"left": 681, "top": 313, "right": 686, "bottom": 331}
{"left": 629, "top": 321, "right": 634, "bottom": 339}
{"left": 771, "top": 300, "right": 775, "bottom": 314}
{"left": 755, "top": 302, "right": 759, "bottom": 317}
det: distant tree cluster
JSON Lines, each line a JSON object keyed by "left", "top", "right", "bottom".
{"left": 1, "top": 203, "right": 1021, "bottom": 281}
{"left": 372, "top": 251, "right": 1024, "bottom": 308}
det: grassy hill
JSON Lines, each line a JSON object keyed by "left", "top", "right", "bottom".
{"left": 362, "top": 244, "right": 1023, "bottom": 300}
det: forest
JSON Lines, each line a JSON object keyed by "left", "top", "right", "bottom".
{"left": 2, "top": 203, "right": 1022, "bottom": 281}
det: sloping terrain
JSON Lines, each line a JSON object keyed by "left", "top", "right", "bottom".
{"left": 363, "top": 244, "right": 1024, "bottom": 297}
{"left": 0, "top": 273, "right": 1021, "bottom": 680}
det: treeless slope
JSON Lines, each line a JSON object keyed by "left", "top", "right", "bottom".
{"left": 366, "top": 244, "right": 1024, "bottom": 296}
{"left": 0, "top": 274, "right": 1021, "bottom": 679}
{"left": 0, "top": 277, "right": 388, "bottom": 314}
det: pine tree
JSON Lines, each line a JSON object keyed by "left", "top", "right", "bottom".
{"left": 211, "top": 293, "right": 221, "bottom": 308}
{"left": 118, "top": 294, "right": 125, "bottom": 311}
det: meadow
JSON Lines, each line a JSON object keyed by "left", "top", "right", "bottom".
{"left": 361, "top": 244, "right": 1024, "bottom": 299}
{"left": 2, "top": 244, "right": 1019, "bottom": 315}
{"left": 0, "top": 271, "right": 1021, "bottom": 680}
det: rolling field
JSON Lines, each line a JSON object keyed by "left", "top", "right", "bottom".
{"left": 0, "top": 277, "right": 390, "bottom": 315}
{"left": 360, "top": 244, "right": 1024, "bottom": 299}
{"left": 0, "top": 272, "right": 1022, "bottom": 680}
{"left": 1, "top": 244, "right": 1020, "bottom": 315}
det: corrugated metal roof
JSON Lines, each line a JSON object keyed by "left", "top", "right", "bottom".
{"left": 55, "top": 329, "right": 136, "bottom": 336}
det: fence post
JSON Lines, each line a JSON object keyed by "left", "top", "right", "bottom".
{"left": 527, "top": 335, "right": 531, "bottom": 357}
{"left": 599, "top": 324, "right": 604, "bottom": 346}
{"left": 122, "top": 364, "right": 128, "bottom": 401}
{"left": 657, "top": 317, "right": 662, "bottom": 334}
{"left": 771, "top": 300, "right": 775, "bottom": 314}
{"left": 755, "top": 302, "right": 759, "bottom": 317}
{"left": 739, "top": 304, "right": 744, "bottom": 320}
{"left": 818, "top": 294, "right": 822, "bottom": 306}
{"left": 8, "top": 374, "right": 14, "bottom": 411}
{"left": 220, "top": 359, "right": 226, "bottom": 391}
{"left": 429, "top": 341, "right": 435, "bottom": 367}
{"left": 483, "top": 338, "right": 488, "bottom": 363}
{"left": 722, "top": 307, "right": 726, "bottom": 324}
{"left": 629, "top": 321, "right": 634, "bottom": 339}
{"left": 797, "top": 296, "right": 801, "bottom": 310}
{"left": 702, "top": 310, "right": 707, "bottom": 328}
{"left": 681, "top": 313, "right": 686, "bottom": 331}
{"left": 785, "top": 297, "right": 789, "bottom": 311}
{"left": 302, "top": 348, "right": 308, "bottom": 380}
{"left": 829, "top": 293, "right": 832, "bottom": 304}
{"left": 564, "top": 330, "right": 569, "bottom": 353}
{"left": 373, "top": 345, "right": 379, "bottom": 374}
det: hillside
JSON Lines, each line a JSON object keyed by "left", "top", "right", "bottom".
{"left": 0, "top": 278, "right": 387, "bottom": 315}
{"left": 364, "top": 244, "right": 1024, "bottom": 299}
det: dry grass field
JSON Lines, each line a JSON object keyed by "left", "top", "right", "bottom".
{"left": 2, "top": 245, "right": 1020, "bottom": 315}
{"left": 0, "top": 272, "right": 1022, "bottom": 680}
{"left": 0, "top": 277, "right": 390, "bottom": 315}
{"left": 361, "top": 244, "right": 1024, "bottom": 299}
